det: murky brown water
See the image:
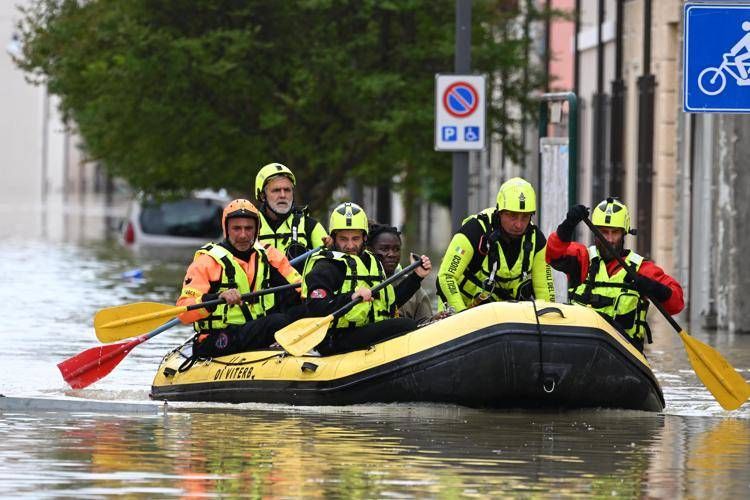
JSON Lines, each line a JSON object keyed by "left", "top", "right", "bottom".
{"left": 1, "top": 196, "right": 749, "bottom": 497}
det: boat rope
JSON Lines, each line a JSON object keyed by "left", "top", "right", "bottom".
{"left": 530, "top": 298, "right": 556, "bottom": 394}
{"left": 173, "top": 340, "right": 284, "bottom": 373}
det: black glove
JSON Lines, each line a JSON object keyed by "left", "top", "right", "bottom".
{"left": 200, "top": 293, "right": 220, "bottom": 312}
{"left": 566, "top": 204, "right": 589, "bottom": 225}
{"left": 557, "top": 205, "right": 589, "bottom": 242}
{"left": 630, "top": 275, "right": 672, "bottom": 302}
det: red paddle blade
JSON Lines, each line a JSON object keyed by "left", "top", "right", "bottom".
{"left": 57, "top": 337, "right": 142, "bottom": 389}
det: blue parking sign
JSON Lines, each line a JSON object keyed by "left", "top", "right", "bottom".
{"left": 684, "top": 3, "right": 750, "bottom": 112}
{"left": 442, "top": 126, "right": 457, "bottom": 142}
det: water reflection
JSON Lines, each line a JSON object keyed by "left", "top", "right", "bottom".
{"left": 2, "top": 407, "right": 749, "bottom": 497}
{"left": 685, "top": 419, "right": 750, "bottom": 497}
{"left": 0, "top": 407, "right": 668, "bottom": 497}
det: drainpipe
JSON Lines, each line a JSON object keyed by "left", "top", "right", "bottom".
{"left": 591, "top": 0, "right": 608, "bottom": 203}
{"left": 544, "top": 0, "right": 551, "bottom": 92}
{"left": 636, "top": 0, "right": 655, "bottom": 257}
{"left": 571, "top": 0, "right": 581, "bottom": 206}
{"left": 609, "top": 0, "right": 625, "bottom": 198}
{"left": 573, "top": 0, "right": 581, "bottom": 97}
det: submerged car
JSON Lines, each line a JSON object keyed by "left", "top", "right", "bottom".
{"left": 122, "top": 190, "right": 230, "bottom": 246}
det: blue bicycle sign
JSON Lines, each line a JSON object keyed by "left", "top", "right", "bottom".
{"left": 684, "top": 3, "right": 750, "bottom": 113}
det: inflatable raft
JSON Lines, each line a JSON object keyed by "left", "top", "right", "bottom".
{"left": 150, "top": 301, "right": 665, "bottom": 411}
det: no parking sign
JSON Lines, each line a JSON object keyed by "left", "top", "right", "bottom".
{"left": 435, "top": 74, "right": 486, "bottom": 151}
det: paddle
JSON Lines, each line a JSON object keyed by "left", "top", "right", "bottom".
{"left": 94, "top": 246, "right": 320, "bottom": 342}
{"left": 95, "top": 282, "right": 300, "bottom": 342}
{"left": 59, "top": 318, "right": 181, "bottom": 389}
{"left": 583, "top": 217, "right": 750, "bottom": 410}
{"left": 275, "top": 258, "right": 424, "bottom": 356}
{"left": 59, "top": 247, "right": 321, "bottom": 389}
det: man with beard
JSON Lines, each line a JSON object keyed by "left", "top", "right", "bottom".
{"left": 301, "top": 202, "right": 432, "bottom": 355}
{"left": 176, "top": 199, "right": 303, "bottom": 358}
{"left": 546, "top": 198, "right": 684, "bottom": 352}
{"left": 436, "top": 177, "right": 555, "bottom": 312}
{"left": 254, "top": 163, "right": 329, "bottom": 261}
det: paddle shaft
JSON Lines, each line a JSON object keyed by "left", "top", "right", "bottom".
{"left": 176, "top": 246, "right": 321, "bottom": 312}
{"left": 582, "top": 218, "right": 681, "bottom": 332}
{"left": 329, "top": 259, "right": 423, "bottom": 319}
{"left": 291, "top": 246, "right": 322, "bottom": 265}
{"left": 185, "top": 282, "right": 299, "bottom": 312}
{"left": 182, "top": 245, "right": 322, "bottom": 311}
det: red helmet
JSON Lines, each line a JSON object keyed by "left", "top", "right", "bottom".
{"left": 222, "top": 199, "right": 260, "bottom": 238}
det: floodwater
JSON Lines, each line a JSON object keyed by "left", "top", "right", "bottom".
{"left": 1, "top": 196, "right": 750, "bottom": 498}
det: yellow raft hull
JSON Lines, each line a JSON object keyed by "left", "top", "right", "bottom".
{"left": 150, "top": 301, "right": 664, "bottom": 411}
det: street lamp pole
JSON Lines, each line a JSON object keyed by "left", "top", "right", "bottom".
{"left": 451, "top": 0, "right": 471, "bottom": 232}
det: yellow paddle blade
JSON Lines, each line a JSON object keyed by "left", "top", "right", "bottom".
{"left": 680, "top": 330, "right": 750, "bottom": 410}
{"left": 274, "top": 315, "right": 334, "bottom": 357}
{"left": 94, "top": 302, "right": 186, "bottom": 343}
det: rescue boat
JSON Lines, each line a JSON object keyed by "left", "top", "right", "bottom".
{"left": 150, "top": 301, "right": 665, "bottom": 411}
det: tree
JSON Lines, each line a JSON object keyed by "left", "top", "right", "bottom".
{"left": 17, "top": 0, "right": 549, "bottom": 213}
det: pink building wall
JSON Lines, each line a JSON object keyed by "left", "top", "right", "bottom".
{"left": 548, "top": 0, "right": 575, "bottom": 91}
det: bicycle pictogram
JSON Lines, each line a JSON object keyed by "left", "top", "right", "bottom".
{"left": 698, "top": 20, "right": 750, "bottom": 96}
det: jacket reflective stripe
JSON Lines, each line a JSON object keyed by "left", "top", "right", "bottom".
{"left": 257, "top": 210, "right": 309, "bottom": 253}
{"left": 457, "top": 210, "right": 536, "bottom": 302}
{"left": 194, "top": 243, "right": 272, "bottom": 332}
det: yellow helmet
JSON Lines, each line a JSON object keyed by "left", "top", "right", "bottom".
{"left": 329, "top": 202, "right": 368, "bottom": 234}
{"left": 591, "top": 197, "right": 631, "bottom": 233}
{"left": 496, "top": 177, "right": 536, "bottom": 213}
{"left": 255, "top": 163, "right": 296, "bottom": 201}
{"left": 222, "top": 199, "right": 261, "bottom": 238}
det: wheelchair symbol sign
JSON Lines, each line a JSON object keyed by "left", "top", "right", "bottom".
{"left": 464, "top": 127, "right": 479, "bottom": 141}
{"left": 684, "top": 3, "right": 750, "bottom": 112}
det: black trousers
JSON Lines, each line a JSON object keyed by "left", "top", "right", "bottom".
{"left": 317, "top": 317, "right": 418, "bottom": 356}
{"left": 193, "top": 313, "right": 291, "bottom": 358}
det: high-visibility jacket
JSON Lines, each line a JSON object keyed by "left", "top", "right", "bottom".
{"left": 257, "top": 207, "right": 327, "bottom": 257}
{"left": 193, "top": 243, "right": 274, "bottom": 332}
{"left": 302, "top": 249, "right": 396, "bottom": 329}
{"left": 177, "top": 242, "right": 302, "bottom": 330}
{"left": 568, "top": 246, "right": 649, "bottom": 340}
{"left": 437, "top": 209, "right": 554, "bottom": 311}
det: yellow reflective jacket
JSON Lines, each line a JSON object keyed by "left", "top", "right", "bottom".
{"left": 193, "top": 243, "right": 273, "bottom": 332}
{"left": 569, "top": 246, "right": 650, "bottom": 340}
{"left": 302, "top": 249, "right": 396, "bottom": 329}
{"left": 437, "top": 209, "right": 555, "bottom": 312}
{"left": 258, "top": 207, "right": 328, "bottom": 257}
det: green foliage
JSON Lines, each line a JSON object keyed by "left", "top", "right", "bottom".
{"left": 17, "top": 0, "right": 551, "bottom": 212}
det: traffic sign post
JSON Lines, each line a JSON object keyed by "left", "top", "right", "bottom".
{"left": 684, "top": 2, "right": 750, "bottom": 113}
{"left": 435, "top": 74, "right": 487, "bottom": 150}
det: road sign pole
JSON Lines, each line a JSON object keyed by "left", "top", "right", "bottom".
{"left": 452, "top": 0, "right": 471, "bottom": 232}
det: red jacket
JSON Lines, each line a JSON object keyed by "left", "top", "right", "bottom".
{"left": 545, "top": 231, "right": 684, "bottom": 315}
